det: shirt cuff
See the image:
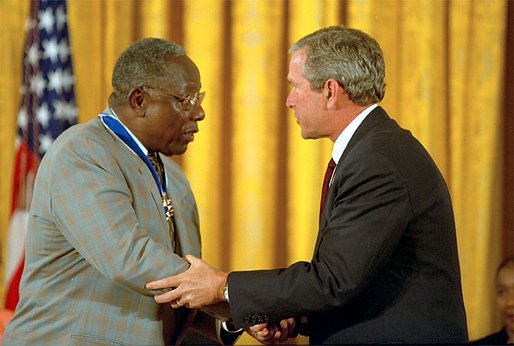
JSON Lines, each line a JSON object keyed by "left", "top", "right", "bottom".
{"left": 221, "top": 320, "right": 243, "bottom": 333}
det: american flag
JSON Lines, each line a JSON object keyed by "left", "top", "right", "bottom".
{"left": 4, "top": 0, "right": 77, "bottom": 310}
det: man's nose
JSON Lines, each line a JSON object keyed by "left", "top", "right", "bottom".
{"left": 191, "top": 105, "right": 205, "bottom": 121}
{"left": 286, "top": 91, "right": 294, "bottom": 108}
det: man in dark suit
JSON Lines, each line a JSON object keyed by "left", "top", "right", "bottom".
{"left": 146, "top": 26, "right": 469, "bottom": 344}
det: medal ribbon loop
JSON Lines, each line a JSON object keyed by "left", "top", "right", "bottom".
{"left": 99, "top": 113, "right": 174, "bottom": 221}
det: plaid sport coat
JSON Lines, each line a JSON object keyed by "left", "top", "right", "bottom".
{"left": 3, "top": 110, "right": 202, "bottom": 345}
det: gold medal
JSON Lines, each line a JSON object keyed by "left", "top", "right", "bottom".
{"left": 162, "top": 192, "right": 174, "bottom": 221}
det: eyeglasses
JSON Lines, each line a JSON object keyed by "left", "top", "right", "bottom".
{"left": 141, "top": 86, "right": 205, "bottom": 111}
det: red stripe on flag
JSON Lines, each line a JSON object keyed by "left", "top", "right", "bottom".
{"left": 10, "top": 143, "right": 39, "bottom": 214}
{"left": 4, "top": 259, "right": 25, "bottom": 311}
{"left": 4, "top": 143, "right": 38, "bottom": 310}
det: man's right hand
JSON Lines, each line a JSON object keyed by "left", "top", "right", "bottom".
{"left": 145, "top": 254, "right": 228, "bottom": 308}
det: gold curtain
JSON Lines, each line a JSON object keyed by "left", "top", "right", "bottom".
{"left": 448, "top": 0, "right": 506, "bottom": 338}
{"left": 287, "top": 0, "right": 339, "bottom": 265}
{"left": 0, "top": 0, "right": 507, "bottom": 342}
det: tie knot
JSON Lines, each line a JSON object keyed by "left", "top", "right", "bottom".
{"left": 147, "top": 152, "right": 160, "bottom": 165}
{"left": 147, "top": 152, "right": 163, "bottom": 183}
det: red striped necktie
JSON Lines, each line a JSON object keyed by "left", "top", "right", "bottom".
{"left": 320, "top": 158, "right": 336, "bottom": 221}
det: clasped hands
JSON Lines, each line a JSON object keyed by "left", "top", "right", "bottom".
{"left": 146, "top": 254, "right": 299, "bottom": 344}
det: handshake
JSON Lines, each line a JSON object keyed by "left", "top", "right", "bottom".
{"left": 146, "top": 254, "right": 304, "bottom": 344}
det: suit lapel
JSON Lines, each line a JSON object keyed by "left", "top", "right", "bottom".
{"left": 97, "top": 116, "right": 173, "bottom": 248}
{"left": 314, "top": 107, "right": 391, "bottom": 253}
{"left": 163, "top": 158, "right": 202, "bottom": 258}
{"left": 98, "top": 111, "right": 199, "bottom": 256}
{"left": 100, "top": 108, "right": 165, "bottom": 221}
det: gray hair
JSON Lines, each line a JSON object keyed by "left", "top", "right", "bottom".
{"left": 290, "top": 26, "right": 386, "bottom": 105}
{"left": 110, "top": 38, "right": 186, "bottom": 107}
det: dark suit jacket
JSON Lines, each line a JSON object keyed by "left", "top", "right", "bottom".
{"left": 228, "top": 107, "right": 468, "bottom": 344}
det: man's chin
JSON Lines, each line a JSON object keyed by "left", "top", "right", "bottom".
{"left": 301, "top": 132, "right": 318, "bottom": 140}
{"left": 169, "top": 144, "right": 188, "bottom": 156}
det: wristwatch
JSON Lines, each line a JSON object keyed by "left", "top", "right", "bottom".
{"left": 223, "top": 283, "right": 229, "bottom": 302}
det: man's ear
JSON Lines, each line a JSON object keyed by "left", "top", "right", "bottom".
{"left": 323, "top": 79, "right": 342, "bottom": 110}
{"left": 128, "top": 88, "right": 146, "bottom": 116}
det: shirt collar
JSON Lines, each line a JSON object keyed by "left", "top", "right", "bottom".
{"left": 107, "top": 107, "right": 149, "bottom": 156}
{"left": 332, "top": 104, "right": 378, "bottom": 164}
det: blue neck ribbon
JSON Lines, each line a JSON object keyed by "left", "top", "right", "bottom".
{"left": 99, "top": 113, "right": 173, "bottom": 220}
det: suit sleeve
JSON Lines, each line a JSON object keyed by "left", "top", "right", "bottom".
{"left": 47, "top": 134, "right": 190, "bottom": 296}
{"left": 227, "top": 144, "right": 414, "bottom": 328}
